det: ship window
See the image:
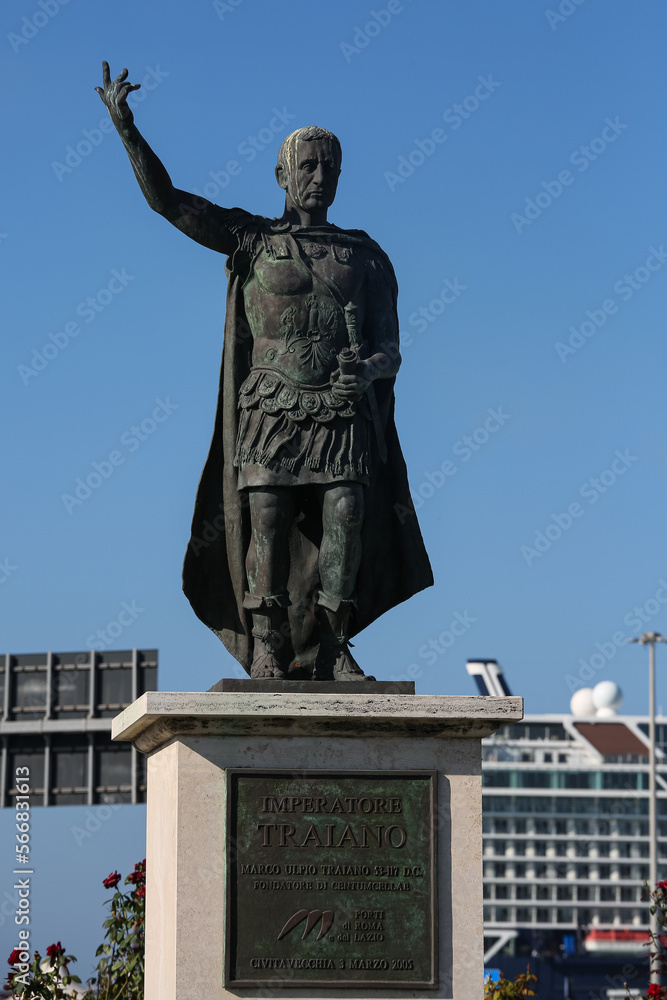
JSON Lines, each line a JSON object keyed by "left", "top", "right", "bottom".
{"left": 600, "top": 886, "right": 616, "bottom": 901}
{"left": 523, "top": 772, "right": 551, "bottom": 788}
{"left": 513, "top": 841, "right": 526, "bottom": 856}
{"left": 536, "top": 908, "right": 550, "bottom": 923}
{"left": 603, "top": 797, "right": 646, "bottom": 816}
{"left": 516, "top": 885, "right": 531, "bottom": 900}
{"left": 483, "top": 796, "right": 507, "bottom": 812}
{"left": 516, "top": 907, "right": 531, "bottom": 922}
{"left": 536, "top": 885, "right": 551, "bottom": 900}
{"left": 602, "top": 772, "right": 641, "bottom": 790}
{"left": 557, "top": 908, "right": 573, "bottom": 923}
{"left": 639, "top": 723, "right": 667, "bottom": 752}
{"left": 495, "top": 907, "right": 509, "bottom": 922}
{"left": 577, "top": 886, "right": 589, "bottom": 900}
{"left": 514, "top": 795, "right": 553, "bottom": 813}
{"left": 483, "top": 772, "right": 511, "bottom": 787}
{"left": 564, "top": 772, "right": 592, "bottom": 789}
{"left": 557, "top": 886, "right": 573, "bottom": 900}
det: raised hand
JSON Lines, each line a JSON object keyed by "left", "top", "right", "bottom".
{"left": 95, "top": 61, "right": 141, "bottom": 127}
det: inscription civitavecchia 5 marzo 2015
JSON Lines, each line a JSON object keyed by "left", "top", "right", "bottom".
{"left": 225, "top": 771, "right": 438, "bottom": 988}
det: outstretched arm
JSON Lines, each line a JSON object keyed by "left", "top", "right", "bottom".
{"left": 95, "top": 61, "right": 237, "bottom": 255}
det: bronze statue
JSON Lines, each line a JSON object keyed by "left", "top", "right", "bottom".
{"left": 96, "top": 63, "right": 433, "bottom": 681}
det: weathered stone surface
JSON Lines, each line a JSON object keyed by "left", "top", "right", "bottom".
{"left": 112, "top": 692, "right": 524, "bottom": 752}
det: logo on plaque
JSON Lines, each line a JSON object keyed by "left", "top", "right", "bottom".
{"left": 225, "top": 769, "right": 438, "bottom": 988}
{"left": 277, "top": 908, "right": 334, "bottom": 941}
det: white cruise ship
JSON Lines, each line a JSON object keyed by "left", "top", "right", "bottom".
{"left": 473, "top": 661, "right": 661, "bottom": 996}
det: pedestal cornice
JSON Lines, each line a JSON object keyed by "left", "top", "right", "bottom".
{"left": 112, "top": 691, "right": 523, "bottom": 753}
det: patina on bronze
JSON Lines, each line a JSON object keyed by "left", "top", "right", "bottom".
{"left": 96, "top": 63, "right": 433, "bottom": 681}
{"left": 225, "top": 770, "right": 437, "bottom": 988}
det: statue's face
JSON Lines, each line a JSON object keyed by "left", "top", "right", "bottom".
{"left": 281, "top": 139, "right": 341, "bottom": 214}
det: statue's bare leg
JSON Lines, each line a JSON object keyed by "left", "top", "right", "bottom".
{"left": 245, "top": 487, "right": 294, "bottom": 679}
{"left": 314, "top": 483, "right": 374, "bottom": 682}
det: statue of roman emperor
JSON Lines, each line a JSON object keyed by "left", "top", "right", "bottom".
{"left": 96, "top": 62, "right": 433, "bottom": 681}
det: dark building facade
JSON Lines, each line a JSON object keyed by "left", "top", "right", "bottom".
{"left": 0, "top": 648, "right": 157, "bottom": 807}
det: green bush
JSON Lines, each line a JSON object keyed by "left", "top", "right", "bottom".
{"left": 484, "top": 966, "right": 538, "bottom": 998}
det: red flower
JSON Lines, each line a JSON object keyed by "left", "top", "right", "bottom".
{"left": 656, "top": 880, "right": 667, "bottom": 891}
{"left": 127, "top": 858, "right": 146, "bottom": 885}
{"left": 7, "top": 949, "right": 22, "bottom": 965}
{"left": 647, "top": 985, "right": 665, "bottom": 999}
{"left": 45, "top": 942, "right": 63, "bottom": 959}
{"left": 103, "top": 871, "right": 121, "bottom": 889}
{"left": 134, "top": 884, "right": 146, "bottom": 900}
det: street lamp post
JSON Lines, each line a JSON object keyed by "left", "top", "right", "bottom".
{"left": 630, "top": 631, "right": 667, "bottom": 985}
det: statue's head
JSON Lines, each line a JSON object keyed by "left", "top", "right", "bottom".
{"left": 276, "top": 126, "right": 342, "bottom": 216}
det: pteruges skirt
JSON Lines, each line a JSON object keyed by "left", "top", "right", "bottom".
{"left": 233, "top": 367, "right": 372, "bottom": 488}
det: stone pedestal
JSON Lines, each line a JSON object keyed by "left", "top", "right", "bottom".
{"left": 113, "top": 687, "right": 522, "bottom": 1000}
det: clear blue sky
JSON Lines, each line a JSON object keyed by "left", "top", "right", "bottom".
{"left": 2, "top": 0, "right": 667, "bottom": 972}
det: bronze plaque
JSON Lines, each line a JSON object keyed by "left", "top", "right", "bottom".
{"left": 225, "top": 769, "right": 437, "bottom": 989}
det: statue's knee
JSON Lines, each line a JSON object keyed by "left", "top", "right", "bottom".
{"left": 330, "top": 490, "right": 364, "bottom": 531}
{"left": 249, "top": 490, "right": 289, "bottom": 532}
